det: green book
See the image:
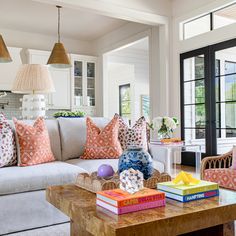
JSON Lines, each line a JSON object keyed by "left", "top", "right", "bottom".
{"left": 157, "top": 180, "right": 219, "bottom": 196}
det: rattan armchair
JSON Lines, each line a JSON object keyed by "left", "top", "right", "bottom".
{"left": 200, "top": 151, "right": 233, "bottom": 179}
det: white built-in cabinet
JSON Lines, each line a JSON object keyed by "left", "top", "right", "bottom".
{"left": 27, "top": 49, "right": 71, "bottom": 110}
{"left": 70, "top": 54, "right": 97, "bottom": 116}
{"left": 0, "top": 48, "right": 97, "bottom": 115}
{"left": 27, "top": 50, "right": 97, "bottom": 115}
{"left": 0, "top": 47, "right": 22, "bottom": 90}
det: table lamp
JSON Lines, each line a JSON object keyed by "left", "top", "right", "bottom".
{"left": 12, "top": 64, "right": 55, "bottom": 119}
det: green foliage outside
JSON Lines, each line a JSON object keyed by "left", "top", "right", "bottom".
{"left": 53, "top": 110, "right": 86, "bottom": 118}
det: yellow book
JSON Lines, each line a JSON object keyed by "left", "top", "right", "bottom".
{"left": 157, "top": 180, "right": 219, "bottom": 196}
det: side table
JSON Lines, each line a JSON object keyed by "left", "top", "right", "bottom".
{"left": 149, "top": 142, "right": 201, "bottom": 177}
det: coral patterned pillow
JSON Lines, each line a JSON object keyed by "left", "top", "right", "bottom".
{"left": 116, "top": 114, "right": 148, "bottom": 151}
{"left": 81, "top": 117, "right": 122, "bottom": 159}
{"left": 232, "top": 146, "right": 236, "bottom": 170}
{"left": 0, "top": 114, "right": 17, "bottom": 167}
{"left": 13, "top": 117, "right": 55, "bottom": 167}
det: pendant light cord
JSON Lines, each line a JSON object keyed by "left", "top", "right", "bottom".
{"left": 57, "top": 6, "right": 62, "bottom": 43}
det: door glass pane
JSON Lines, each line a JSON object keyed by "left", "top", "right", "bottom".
{"left": 87, "top": 62, "right": 95, "bottom": 106}
{"left": 183, "top": 55, "right": 206, "bottom": 153}
{"left": 184, "top": 105, "right": 205, "bottom": 128}
{"left": 215, "top": 77, "right": 220, "bottom": 102}
{"left": 183, "top": 55, "right": 204, "bottom": 81}
{"left": 74, "top": 61, "right": 83, "bottom": 106}
{"left": 225, "top": 61, "right": 236, "bottom": 75}
{"left": 184, "top": 80, "right": 205, "bottom": 104}
{"left": 215, "top": 46, "right": 236, "bottom": 154}
{"left": 225, "top": 103, "right": 236, "bottom": 130}
{"left": 216, "top": 103, "right": 221, "bottom": 130}
{"left": 195, "top": 80, "right": 205, "bottom": 103}
{"left": 195, "top": 104, "right": 206, "bottom": 128}
{"left": 195, "top": 57, "right": 205, "bottom": 79}
{"left": 225, "top": 75, "right": 236, "bottom": 101}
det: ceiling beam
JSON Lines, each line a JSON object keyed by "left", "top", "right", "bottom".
{"left": 33, "top": 0, "right": 168, "bottom": 25}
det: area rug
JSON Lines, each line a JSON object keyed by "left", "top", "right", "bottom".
{"left": 9, "top": 223, "right": 69, "bottom": 236}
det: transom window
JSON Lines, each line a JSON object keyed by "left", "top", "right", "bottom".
{"left": 182, "top": 3, "right": 236, "bottom": 40}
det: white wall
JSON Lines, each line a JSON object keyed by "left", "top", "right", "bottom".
{"left": 1, "top": 28, "right": 95, "bottom": 56}
{"left": 93, "top": 22, "right": 152, "bottom": 116}
{"left": 94, "top": 21, "right": 170, "bottom": 120}
{"left": 107, "top": 63, "right": 135, "bottom": 119}
{"left": 106, "top": 47, "right": 149, "bottom": 123}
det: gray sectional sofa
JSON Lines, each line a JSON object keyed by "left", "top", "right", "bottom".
{"left": 0, "top": 117, "right": 166, "bottom": 235}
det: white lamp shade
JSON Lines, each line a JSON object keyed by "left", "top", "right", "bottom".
{"left": 12, "top": 64, "right": 55, "bottom": 94}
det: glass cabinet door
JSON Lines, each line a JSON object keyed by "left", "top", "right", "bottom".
{"left": 74, "top": 61, "right": 83, "bottom": 107}
{"left": 87, "top": 62, "right": 95, "bottom": 106}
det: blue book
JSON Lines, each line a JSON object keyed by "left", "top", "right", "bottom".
{"left": 159, "top": 189, "right": 219, "bottom": 202}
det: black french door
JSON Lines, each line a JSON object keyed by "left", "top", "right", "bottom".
{"left": 181, "top": 38, "right": 236, "bottom": 159}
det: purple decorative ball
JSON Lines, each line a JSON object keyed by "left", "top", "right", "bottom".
{"left": 97, "top": 164, "right": 114, "bottom": 178}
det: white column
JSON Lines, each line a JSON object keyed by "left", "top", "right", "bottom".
{"left": 149, "top": 24, "right": 170, "bottom": 119}
{"left": 96, "top": 55, "right": 107, "bottom": 117}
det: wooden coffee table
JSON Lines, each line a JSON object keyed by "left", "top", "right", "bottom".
{"left": 46, "top": 185, "right": 236, "bottom": 236}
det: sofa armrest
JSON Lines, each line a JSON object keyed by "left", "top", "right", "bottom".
{"left": 200, "top": 151, "right": 233, "bottom": 179}
{"left": 149, "top": 144, "right": 170, "bottom": 173}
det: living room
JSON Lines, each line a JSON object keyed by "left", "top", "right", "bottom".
{"left": 0, "top": 0, "right": 236, "bottom": 235}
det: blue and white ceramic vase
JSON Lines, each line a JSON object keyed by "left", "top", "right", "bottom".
{"left": 118, "top": 146, "right": 153, "bottom": 180}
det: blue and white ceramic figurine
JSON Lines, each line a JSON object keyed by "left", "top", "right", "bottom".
{"left": 118, "top": 146, "right": 153, "bottom": 180}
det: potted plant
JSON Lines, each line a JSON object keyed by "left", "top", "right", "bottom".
{"left": 151, "top": 116, "right": 179, "bottom": 139}
{"left": 53, "top": 110, "right": 86, "bottom": 118}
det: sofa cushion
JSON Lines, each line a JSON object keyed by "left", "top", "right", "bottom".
{"left": 13, "top": 117, "right": 55, "bottom": 166}
{"left": 66, "top": 158, "right": 165, "bottom": 173}
{"left": 81, "top": 117, "right": 122, "bottom": 159}
{"left": 116, "top": 114, "right": 148, "bottom": 151}
{"left": 204, "top": 168, "right": 236, "bottom": 190}
{"left": 58, "top": 117, "right": 109, "bottom": 161}
{"left": 9, "top": 119, "right": 62, "bottom": 161}
{"left": 0, "top": 161, "right": 86, "bottom": 195}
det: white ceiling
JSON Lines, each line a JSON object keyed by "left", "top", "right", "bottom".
{"left": 0, "top": 0, "right": 129, "bottom": 41}
{"left": 128, "top": 37, "right": 149, "bottom": 51}
{"left": 107, "top": 37, "right": 149, "bottom": 63}
{"left": 111, "top": 37, "right": 149, "bottom": 55}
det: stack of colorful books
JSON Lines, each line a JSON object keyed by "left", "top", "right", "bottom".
{"left": 157, "top": 180, "right": 219, "bottom": 203}
{"left": 96, "top": 188, "right": 165, "bottom": 215}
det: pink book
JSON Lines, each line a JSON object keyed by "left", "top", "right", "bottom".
{"left": 96, "top": 198, "right": 165, "bottom": 215}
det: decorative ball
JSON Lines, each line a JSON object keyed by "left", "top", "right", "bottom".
{"left": 97, "top": 164, "right": 115, "bottom": 178}
{"left": 118, "top": 146, "right": 153, "bottom": 180}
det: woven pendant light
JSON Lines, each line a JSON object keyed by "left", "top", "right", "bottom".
{"left": 47, "top": 6, "right": 71, "bottom": 68}
{"left": 0, "top": 35, "right": 12, "bottom": 63}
